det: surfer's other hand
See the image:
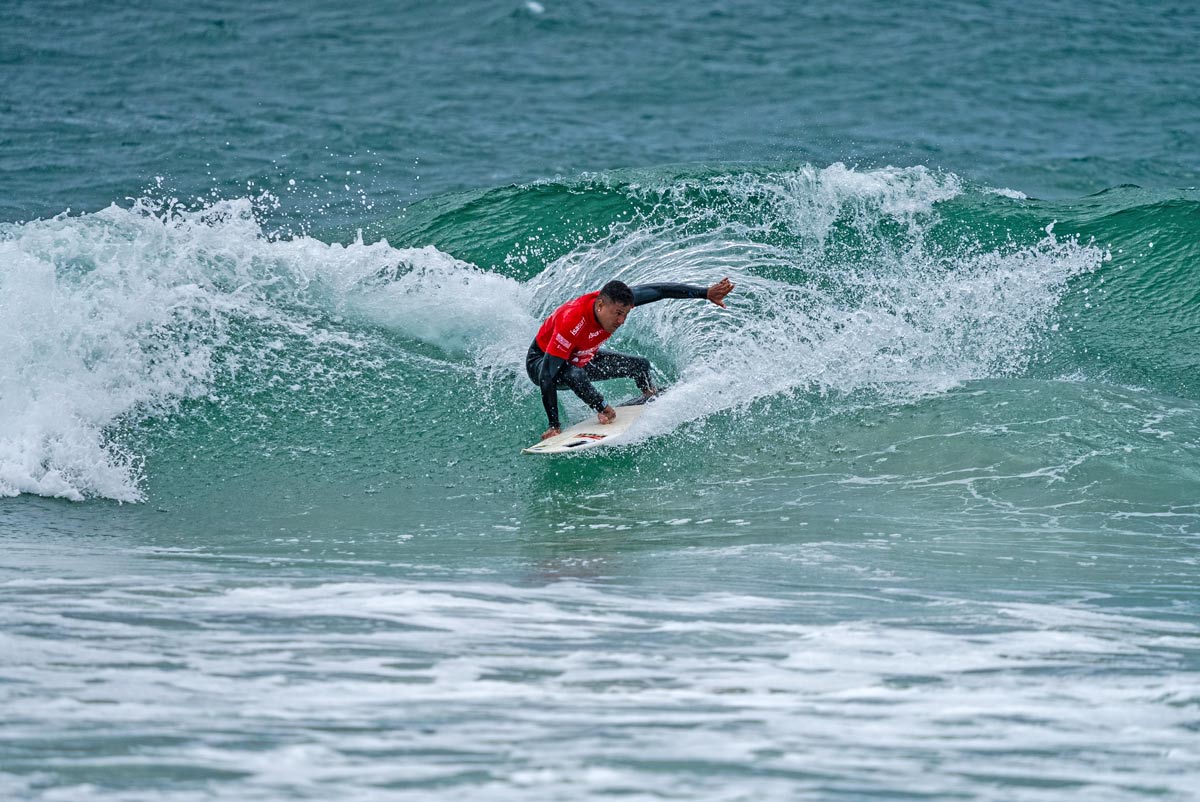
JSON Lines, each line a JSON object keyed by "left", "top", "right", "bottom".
{"left": 541, "top": 426, "right": 561, "bottom": 440}
{"left": 598, "top": 406, "right": 617, "bottom": 424}
{"left": 707, "top": 277, "right": 735, "bottom": 308}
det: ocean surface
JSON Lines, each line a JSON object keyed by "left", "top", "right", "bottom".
{"left": 2, "top": 1, "right": 1199, "bottom": 800}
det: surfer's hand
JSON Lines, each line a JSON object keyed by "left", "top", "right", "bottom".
{"left": 598, "top": 406, "right": 617, "bottom": 424}
{"left": 707, "top": 277, "right": 735, "bottom": 308}
{"left": 541, "top": 426, "right": 561, "bottom": 440}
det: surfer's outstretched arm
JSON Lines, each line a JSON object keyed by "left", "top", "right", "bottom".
{"left": 631, "top": 277, "right": 735, "bottom": 308}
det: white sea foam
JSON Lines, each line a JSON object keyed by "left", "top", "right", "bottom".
{"left": 0, "top": 198, "right": 510, "bottom": 502}
{"left": 2, "top": 573, "right": 1196, "bottom": 801}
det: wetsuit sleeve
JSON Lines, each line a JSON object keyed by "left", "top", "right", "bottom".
{"left": 630, "top": 283, "right": 708, "bottom": 306}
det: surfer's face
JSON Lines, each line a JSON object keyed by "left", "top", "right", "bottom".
{"left": 595, "top": 298, "right": 633, "bottom": 334}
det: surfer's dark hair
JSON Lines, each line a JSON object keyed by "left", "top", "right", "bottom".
{"left": 599, "top": 280, "right": 634, "bottom": 306}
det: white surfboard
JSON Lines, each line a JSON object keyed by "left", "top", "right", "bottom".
{"left": 522, "top": 397, "right": 653, "bottom": 455}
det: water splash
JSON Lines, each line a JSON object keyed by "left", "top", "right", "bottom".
{"left": 520, "top": 165, "right": 1104, "bottom": 437}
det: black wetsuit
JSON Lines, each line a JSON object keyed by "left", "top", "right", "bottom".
{"left": 526, "top": 283, "right": 708, "bottom": 430}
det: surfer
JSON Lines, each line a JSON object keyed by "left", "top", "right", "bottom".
{"left": 527, "top": 278, "right": 735, "bottom": 440}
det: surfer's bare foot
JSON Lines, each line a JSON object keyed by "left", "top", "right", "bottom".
{"left": 541, "top": 426, "right": 561, "bottom": 440}
{"left": 598, "top": 406, "right": 617, "bottom": 424}
{"left": 642, "top": 386, "right": 659, "bottom": 399}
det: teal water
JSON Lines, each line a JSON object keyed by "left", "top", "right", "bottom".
{"left": 2, "top": 2, "right": 1199, "bottom": 800}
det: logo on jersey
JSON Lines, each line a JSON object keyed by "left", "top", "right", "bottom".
{"left": 571, "top": 346, "right": 599, "bottom": 365}
{"left": 570, "top": 319, "right": 585, "bottom": 335}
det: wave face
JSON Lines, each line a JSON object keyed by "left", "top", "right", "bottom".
{"left": 3, "top": 165, "right": 1199, "bottom": 506}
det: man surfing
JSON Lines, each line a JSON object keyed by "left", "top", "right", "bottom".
{"left": 527, "top": 277, "right": 736, "bottom": 440}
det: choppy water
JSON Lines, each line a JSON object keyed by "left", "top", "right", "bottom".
{"left": 2, "top": 2, "right": 1198, "bottom": 800}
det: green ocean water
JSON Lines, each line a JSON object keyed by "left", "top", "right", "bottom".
{"left": 2, "top": 2, "right": 1199, "bottom": 800}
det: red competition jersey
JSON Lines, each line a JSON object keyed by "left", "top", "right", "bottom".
{"left": 535, "top": 291, "right": 611, "bottom": 367}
